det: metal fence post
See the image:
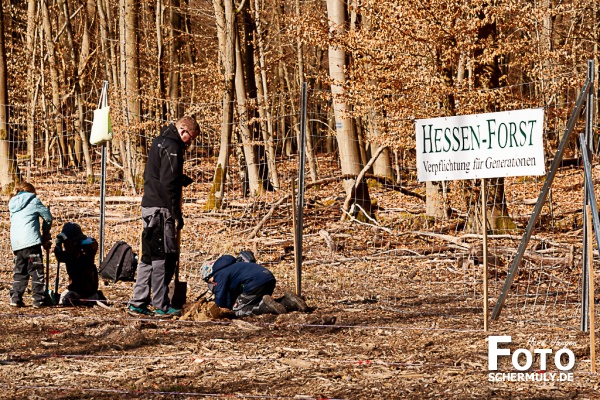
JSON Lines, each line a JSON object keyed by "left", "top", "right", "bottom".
{"left": 98, "top": 80, "right": 108, "bottom": 264}
{"left": 295, "top": 82, "right": 308, "bottom": 297}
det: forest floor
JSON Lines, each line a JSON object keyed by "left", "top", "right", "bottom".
{"left": 0, "top": 156, "right": 599, "bottom": 399}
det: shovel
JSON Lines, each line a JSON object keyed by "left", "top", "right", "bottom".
{"left": 54, "top": 260, "right": 61, "bottom": 305}
{"left": 169, "top": 229, "right": 187, "bottom": 309}
{"left": 43, "top": 249, "right": 58, "bottom": 305}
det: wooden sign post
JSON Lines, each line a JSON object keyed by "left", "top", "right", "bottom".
{"left": 587, "top": 204, "right": 596, "bottom": 372}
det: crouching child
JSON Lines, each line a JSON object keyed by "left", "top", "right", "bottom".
{"left": 54, "top": 223, "right": 106, "bottom": 306}
{"left": 201, "top": 251, "right": 308, "bottom": 317}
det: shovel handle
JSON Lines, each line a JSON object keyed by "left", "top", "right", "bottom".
{"left": 175, "top": 229, "right": 182, "bottom": 282}
{"left": 45, "top": 249, "right": 50, "bottom": 289}
{"left": 54, "top": 261, "right": 60, "bottom": 295}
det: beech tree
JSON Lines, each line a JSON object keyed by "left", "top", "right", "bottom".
{"left": 41, "top": 0, "right": 69, "bottom": 169}
{"left": 59, "top": 0, "right": 94, "bottom": 180}
{"left": 0, "top": 0, "right": 18, "bottom": 193}
{"left": 326, "top": 0, "right": 373, "bottom": 220}
{"left": 252, "top": 0, "right": 281, "bottom": 189}
{"left": 206, "top": 0, "right": 235, "bottom": 210}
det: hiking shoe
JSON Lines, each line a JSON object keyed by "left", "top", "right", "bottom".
{"left": 127, "top": 304, "right": 153, "bottom": 316}
{"left": 154, "top": 307, "right": 182, "bottom": 317}
{"left": 9, "top": 300, "right": 25, "bottom": 308}
{"left": 281, "top": 291, "right": 309, "bottom": 312}
{"left": 257, "top": 295, "right": 287, "bottom": 315}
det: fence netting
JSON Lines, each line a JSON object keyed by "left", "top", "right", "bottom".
{"left": 0, "top": 68, "right": 597, "bottom": 331}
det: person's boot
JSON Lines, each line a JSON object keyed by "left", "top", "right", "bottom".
{"left": 279, "top": 291, "right": 309, "bottom": 312}
{"left": 256, "top": 295, "right": 286, "bottom": 315}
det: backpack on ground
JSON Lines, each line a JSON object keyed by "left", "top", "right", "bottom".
{"left": 98, "top": 241, "right": 138, "bottom": 282}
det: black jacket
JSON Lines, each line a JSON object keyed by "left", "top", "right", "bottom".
{"left": 55, "top": 237, "right": 99, "bottom": 298}
{"left": 141, "top": 124, "right": 185, "bottom": 220}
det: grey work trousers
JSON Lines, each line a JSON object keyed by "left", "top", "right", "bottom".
{"left": 129, "top": 207, "right": 178, "bottom": 312}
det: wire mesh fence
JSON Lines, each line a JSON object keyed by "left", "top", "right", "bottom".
{"left": 0, "top": 67, "right": 597, "bottom": 332}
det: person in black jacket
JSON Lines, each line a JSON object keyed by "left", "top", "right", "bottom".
{"left": 201, "top": 251, "right": 309, "bottom": 317}
{"left": 54, "top": 222, "right": 105, "bottom": 306}
{"left": 128, "top": 116, "right": 199, "bottom": 318}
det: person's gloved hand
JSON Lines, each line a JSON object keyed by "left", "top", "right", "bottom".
{"left": 176, "top": 217, "right": 184, "bottom": 230}
{"left": 55, "top": 232, "right": 68, "bottom": 247}
{"left": 42, "top": 230, "right": 52, "bottom": 250}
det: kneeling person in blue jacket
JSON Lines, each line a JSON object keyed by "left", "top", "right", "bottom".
{"left": 201, "top": 251, "right": 307, "bottom": 317}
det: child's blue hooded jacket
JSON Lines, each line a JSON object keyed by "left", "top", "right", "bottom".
{"left": 9, "top": 191, "right": 52, "bottom": 251}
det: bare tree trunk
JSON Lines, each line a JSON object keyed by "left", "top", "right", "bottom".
{"left": 156, "top": 0, "right": 167, "bottom": 120}
{"left": 168, "top": 0, "right": 183, "bottom": 117}
{"left": 355, "top": 117, "right": 367, "bottom": 166}
{"left": 362, "top": 1, "right": 393, "bottom": 183}
{"left": 181, "top": 1, "right": 196, "bottom": 102}
{"left": 424, "top": 45, "right": 456, "bottom": 220}
{"left": 326, "top": 0, "right": 373, "bottom": 221}
{"left": 119, "top": 0, "right": 135, "bottom": 191}
{"left": 120, "top": 0, "right": 144, "bottom": 192}
{"left": 42, "top": 0, "right": 68, "bottom": 169}
{"left": 370, "top": 144, "right": 393, "bottom": 180}
{"left": 280, "top": 94, "right": 292, "bottom": 156}
{"left": 80, "top": 0, "right": 94, "bottom": 77}
{"left": 207, "top": 0, "right": 235, "bottom": 209}
{"left": 295, "top": 0, "right": 318, "bottom": 183}
{"left": 25, "top": 0, "right": 38, "bottom": 179}
{"left": 0, "top": 0, "right": 19, "bottom": 192}
{"left": 59, "top": 0, "right": 94, "bottom": 179}
{"left": 127, "top": 0, "right": 144, "bottom": 185}
{"left": 426, "top": 181, "right": 447, "bottom": 218}
{"left": 252, "top": 0, "right": 279, "bottom": 190}
{"left": 273, "top": 4, "right": 298, "bottom": 158}
{"left": 240, "top": 6, "right": 272, "bottom": 192}
{"left": 309, "top": 47, "right": 325, "bottom": 153}
{"left": 38, "top": 26, "right": 51, "bottom": 167}
{"left": 98, "top": 0, "right": 116, "bottom": 84}
{"left": 234, "top": 28, "right": 263, "bottom": 196}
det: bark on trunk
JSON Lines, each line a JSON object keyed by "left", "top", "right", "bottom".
{"left": 0, "top": 0, "right": 19, "bottom": 192}
{"left": 234, "top": 28, "right": 263, "bottom": 196}
{"left": 207, "top": 0, "right": 235, "bottom": 209}
{"left": 42, "top": 0, "right": 68, "bottom": 169}
{"left": 25, "top": 0, "right": 37, "bottom": 179}
{"left": 326, "top": 0, "right": 373, "bottom": 221}
{"left": 59, "top": 0, "right": 94, "bottom": 179}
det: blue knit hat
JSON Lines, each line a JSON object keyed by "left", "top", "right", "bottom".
{"left": 61, "top": 222, "right": 86, "bottom": 242}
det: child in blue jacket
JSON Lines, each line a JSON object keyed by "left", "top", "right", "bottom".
{"left": 8, "top": 182, "right": 52, "bottom": 308}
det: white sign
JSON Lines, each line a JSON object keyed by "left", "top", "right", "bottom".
{"left": 415, "top": 109, "right": 545, "bottom": 181}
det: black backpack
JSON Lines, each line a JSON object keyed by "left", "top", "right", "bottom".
{"left": 98, "top": 241, "right": 138, "bottom": 282}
